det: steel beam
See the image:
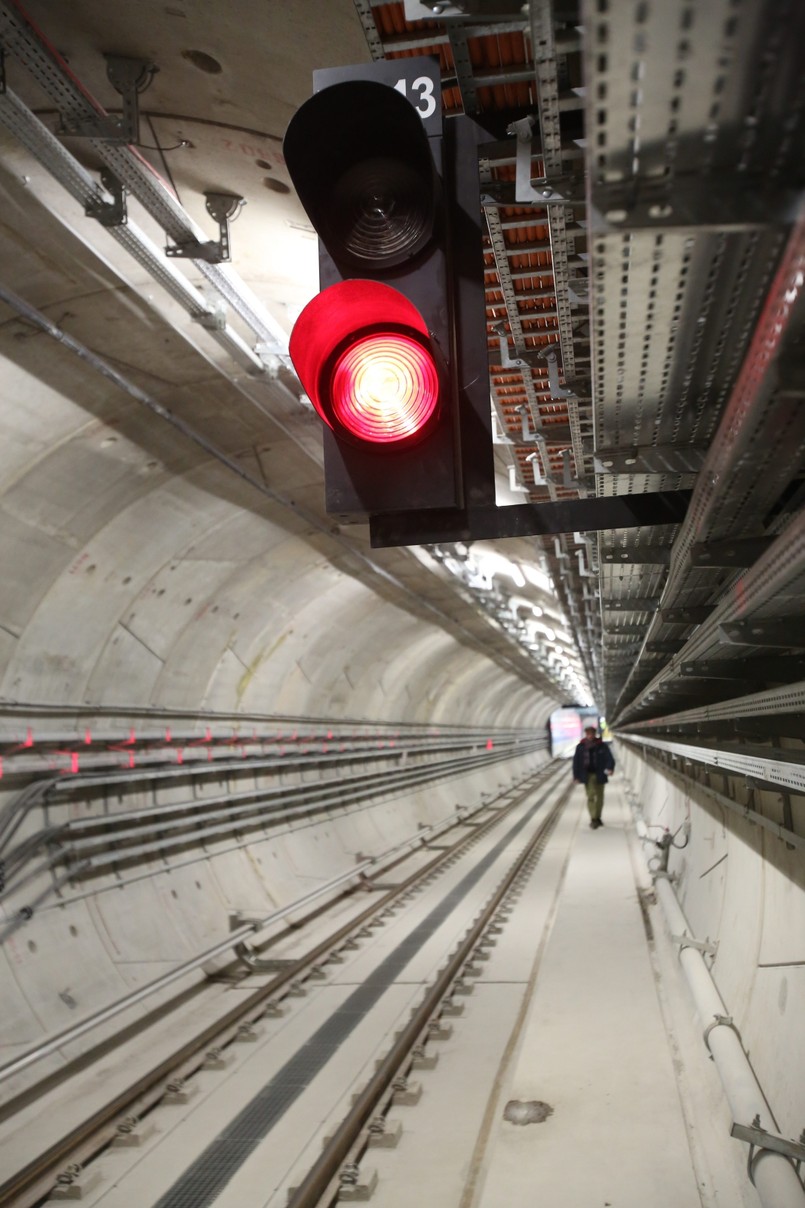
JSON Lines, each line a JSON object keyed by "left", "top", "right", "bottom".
{"left": 718, "top": 619, "right": 805, "bottom": 649}
{"left": 660, "top": 607, "right": 715, "bottom": 625}
{"left": 590, "top": 178, "right": 803, "bottom": 235}
{"left": 690, "top": 538, "right": 775, "bottom": 568}
{"left": 369, "top": 490, "right": 692, "bottom": 548}
{"left": 600, "top": 546, "right": 671, "bottom": 566}
{"left": 680, "top": 659, "right": 805, "bottom": 681}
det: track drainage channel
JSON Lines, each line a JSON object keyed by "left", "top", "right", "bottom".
{"left": 154, "top": 777, "right": 562, "bottom": 1208}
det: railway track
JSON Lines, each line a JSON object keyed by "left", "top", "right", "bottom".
{"left": 0, "top": 760, "right": 569, "bottom": 1207}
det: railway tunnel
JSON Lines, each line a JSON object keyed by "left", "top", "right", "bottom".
{"left": 0, "top": 1, "right": 804, "bottom": 1205}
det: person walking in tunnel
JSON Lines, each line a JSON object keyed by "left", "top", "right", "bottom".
{"left": 573, "top": 725, "right": 615, "bottom": 828}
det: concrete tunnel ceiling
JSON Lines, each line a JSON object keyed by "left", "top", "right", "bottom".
{"left": 0, "top": 0, "right": 588, "bottom": 732}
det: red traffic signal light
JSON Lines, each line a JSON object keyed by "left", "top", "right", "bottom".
{"left": 284, "top": 59, "right": 494, "bottom": 527}
{"left": 289, "top": 280, "right": 443, "bottom": 446}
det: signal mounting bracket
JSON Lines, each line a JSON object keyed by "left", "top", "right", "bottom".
{"left": 166, "top": 192, "right": 245, "bottom": 264}
{"left": 58, "top": 55, "right": 157, "bottom": 143}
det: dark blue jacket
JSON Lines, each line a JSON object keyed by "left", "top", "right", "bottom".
{"left": 573, "top": 739, "right": 615, "bottom": 784}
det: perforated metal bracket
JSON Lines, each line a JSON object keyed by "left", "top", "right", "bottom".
{"left": 594, "top": 444, "right": 707, "bottom": 475}
{"left": 85, "top": 168, "right": 127, "bottom": 228}
{"left": 166, "top": 192, "right": 245, "bottom": 264}
{"left": 690, "top": 537, "right": 774, "bottom": 568}
{"left": 590, "top": 178, "right": 803, "bottom": 235}
{"left": 540, "top": 346, "right": 574, "bottom": 398}
{"left": 732, "top": 1115, "right": 805, "bottom": 1184}
{"left": 718, "top": 619, "right": 805, "bottom": 649}
{"left": 59, "top": 55, "right": 157, "bottom": 143}
{"left": 496, "top": 332, "right": 543, "bottom": 371}
{"left": 510, "top": 116, "right": 572, "bottom": 204}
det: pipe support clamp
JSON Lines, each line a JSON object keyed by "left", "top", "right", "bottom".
{"left": 703, "top": 1013, "right": 741, "bottom": 1056}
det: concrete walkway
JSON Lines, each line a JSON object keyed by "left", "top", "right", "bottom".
{"left": 473, "top": 784, "right": 703, "bottom": 1208}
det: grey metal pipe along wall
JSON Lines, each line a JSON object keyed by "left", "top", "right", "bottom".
{"left": 650, "top": 863, "right": 805, "bottom": 1204}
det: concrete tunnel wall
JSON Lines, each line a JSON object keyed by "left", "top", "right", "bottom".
{"left": 0, "top": 335, "right": 558, "bottom": 1094}
{"left": 619, "top": 743, "right": 805, "bottom": 1153}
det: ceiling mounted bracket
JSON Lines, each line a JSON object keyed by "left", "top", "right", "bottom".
{"left": 509, "top": 115, "right": 570, "bottom": 205}
{"left": 731, "top": 1117, "right": 805, "bottom": 1184}
{"left": 539, "top": 346, "right": 574, "bottom": 398}
{"left": 85, "top": 168, "right": 127, "bottom": 228}
{"left": 166, "top": 192, "right": 245, "bottom": 264}
{"left": 525, "top": 447, "right": 548, "bottom": 486}
{"left": 495, "top": 331, "right": 544, "bottom": 371}
{"left": 58, "top": 55, "right": 157, "bottom": 143}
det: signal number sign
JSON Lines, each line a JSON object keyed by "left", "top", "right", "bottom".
{"left": 313, "top": 57, "right": 442, "bottom": 135}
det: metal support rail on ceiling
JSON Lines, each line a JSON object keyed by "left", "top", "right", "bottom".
{"left": 619, "top": 732, "right": 805, "bottom": 795}
{"left": 618, "top": 679, "right": 805, "bottom": 733}
{"left": 613, "top": 191, "right": 805, "bottom": 722}
{"left": 0, "top": 88, "right": 269, "bottom": 377}
{"left": 615, "top": 506, "right": 805, "bottom": 726}
{"left": 0, "top": 3, "right": 288, "bottom": 355}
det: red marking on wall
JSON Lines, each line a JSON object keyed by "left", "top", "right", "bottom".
{"left": 67, "top": 552, "right": 91, "bottom": 575}
{"left": 70, "top": 752, "right": 79, "bottom": 773}
{"left": 176, "top": 749, "right": 184, "bottom": 764}
{"left": 486, "top": 740, "right": 494, "bottom": 750}
{"left": 165, "top": 727, "right": 172, "bottom": 743}
{"left": 84, "top": 729, "right": 92, "bottom": 745}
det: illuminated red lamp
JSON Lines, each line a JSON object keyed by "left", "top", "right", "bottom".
{"left": 289, "top": 279, "right": 441, "bottom": 447}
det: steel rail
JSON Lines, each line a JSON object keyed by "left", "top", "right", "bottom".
{"left": 0, "top": 763, "right": 562, "bottom": 1208}
{"left": 0, "top": 761, "right": 557, "bottom": 1082}
{"left": 0, "top": 738, "right": 544, "bottom": 883}
{"left": 6, "top": 742, "right": 539, "bottom": 894}
{"left": 0, "top": 730, "right": 543, "bottom": 857}
{"left": 286, "top": 780, "right": 572, "bottom": 1208}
